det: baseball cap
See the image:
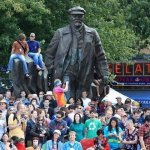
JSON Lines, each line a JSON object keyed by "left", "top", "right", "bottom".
{"left": 44, "top": 91, "right": 53, "bottom": 96}
{"left": 114, "top": 114, "right": 121, "bottom": 120}
{"left": 30, "top": 33, "right": 35, "bottom": 37}
{"left": 53, "top": 130, "right": 61, "bottom": 136}
{"left": 54, "top": 79, "right": 62, "bottom": 87}
{"left": 125, "top": 98, "right": 131, "bottom": 104}
{"left": 116, "top": 96, "right": 122, "bottom": 99}
{"left": 0, "top": 99, "right": 7, "bottom": 104}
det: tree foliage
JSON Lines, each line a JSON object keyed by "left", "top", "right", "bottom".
{"left": 0, "top": 0, "right": 148, "bottom": 66}
{"left": 124, "top": 0, "right": 150, "bottom": 49}
{"left": 68, "top": 0, "right": 138, "bottom": 62}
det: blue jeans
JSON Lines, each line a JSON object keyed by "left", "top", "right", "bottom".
{"left": 7, "top": 54, "right": 28, "bottom": 74}
{"left": 28, "top": 52, "right": 43, "bottom": 68}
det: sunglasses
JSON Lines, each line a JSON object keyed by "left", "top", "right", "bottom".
{"left": 122, "top": 115, "right": 127, "bottom": 117}
{"left": 0, "top": 103, "right": 6, "bottom": 105}
{"left": 56, "top": 116, "right": 62, "bottom": 119}
{"left": 38, "top": 119, "right": 43, "bottom": 121}
{"left": 78, "top": 107, "right": 82, "bottom": 109}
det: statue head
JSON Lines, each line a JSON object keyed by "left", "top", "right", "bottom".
{"left": 68, "top": 6, "right": 86, "bottom": 29}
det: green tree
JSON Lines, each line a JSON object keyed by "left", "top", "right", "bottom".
{"left": 124, "top": 0, "right": 150, "bottom": 49}
{"left": 0, "top": 0, "right": 139, "bottom": 66}
{"left": 0, "top": 0, "right": 51, "bottom": 65}
{"left": 68, "top": 0, "right": 138, "bottom": 61}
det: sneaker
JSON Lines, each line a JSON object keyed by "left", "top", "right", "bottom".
{"left": 36, "top": 65, "right": 42, "bottom": 71}
{"left": 25, "top": 74, "right": 30, "bottom": 78}
{"left": 6, "top": 70, "right": 10, "bottom": 74}
{"left": 40, "top": 67, "right": 45, "bottom": 71}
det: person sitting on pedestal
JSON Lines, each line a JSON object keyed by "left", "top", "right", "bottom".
{"left": 6, "top": 33, "right": 30, "bottom": 78}
{"left": 27, "top": 33, "right": 45, "bottom": 71}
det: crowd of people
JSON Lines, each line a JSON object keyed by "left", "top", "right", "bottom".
{"left": 0, "top": 89, "right": 150, "bottom": 150}
{"left": 2, "top": 5, "right": 150, "bottom": 150}
{"left": 2, "top": 30, "right": 150, "bottom": 150}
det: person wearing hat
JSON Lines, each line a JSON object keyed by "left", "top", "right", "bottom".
{"left": 40, "top": 91, "right": 56, "bottom": 108}
{"left": 45, "top": 130, "right": 63, "bottom": 150}
{"left": 0, "top": 99, "right": 8, "bottom": 118}
{"left": 6, "top": 33, "right": 30, "bottom": 78}
{"left": 42, "top": 91, "right": 57, "bottom": 109}
{"left": 45, "top": 6, "right": 109, "bottom": 100}
{"left": 124, "top": 98, "right": 132, "bottom": 115}
{"left": 27, "top": 33, "right": 45, "bottom": 71}
{"left": 53, "top": 79, "right": 69, "bottom": 107}
{"left": 0, "top": 110, "right": 7, "bottom": 139}
{"left": 115, "top": 96, "right": 124, "bottom": 109}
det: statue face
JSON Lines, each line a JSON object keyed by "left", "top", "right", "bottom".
{"left": 69, "top": 14, "right": 84, "bottom": 29}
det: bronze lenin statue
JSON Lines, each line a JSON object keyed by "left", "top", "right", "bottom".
{"left": 45, "top": 6, "right": 109, "bottom": 99}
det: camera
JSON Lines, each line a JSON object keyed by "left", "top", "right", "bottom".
{"left": 21, "top": 114, "right": 27, "bottom": 120}
{"left": 39, "top": 126, "right": 46, "bottom": 135}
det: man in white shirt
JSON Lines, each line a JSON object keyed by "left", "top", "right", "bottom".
{"left": 81, "top": 91, "right": 91, "bottom": 109}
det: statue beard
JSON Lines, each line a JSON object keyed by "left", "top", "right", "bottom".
{"left": 72, "top": 20, "right": 83, "bottom": 30}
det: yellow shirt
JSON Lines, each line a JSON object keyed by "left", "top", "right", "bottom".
{"left": 8, "top": 114, "right": 25, "bottom": 139}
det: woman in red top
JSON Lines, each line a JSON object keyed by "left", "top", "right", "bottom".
{"left": 81, "top": 129, "right": 110, "bottom": 150}
{"left": 6, "top": 33, "right": 30, "bottom": 77}
{"left": 93, "top": 129, "right": 110, "bottom": 150}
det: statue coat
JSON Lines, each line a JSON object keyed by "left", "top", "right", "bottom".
{"left": 45, "top": 24, "right": 109, "bottom": 92}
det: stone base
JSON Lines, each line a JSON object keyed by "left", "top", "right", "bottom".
{"left": 9, "top": 56, "right": 48, "bottom": 97}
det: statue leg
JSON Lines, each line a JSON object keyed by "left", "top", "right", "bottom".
{"left": 17, "top": 55, "right": 29, "bottom": 75}
{"left": 63, "top": 75, "right": 76, "bottom": 100}
{"left": 7, "top": 54, "right": 18, "bottom": 71}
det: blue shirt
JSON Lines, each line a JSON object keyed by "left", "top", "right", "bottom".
{"left": 69, "top": 123, "right": 85, "bottom": 141}
{"left": 0, "top": 141, "right": 5, "bottom": 150}
{"left": 27, "top": 40, "right": 40, "bottom": 53}
{"left": 21, "top": 98, "right": 30, "bottom": 106}
{"left": 45, "top": 140, "right": 63, "bottom": 150}
{"left": 104, "top": 126, "right": 122, "bottom": 150}
{"left": 63, "top": 141, "right": 83, "bottom": 150}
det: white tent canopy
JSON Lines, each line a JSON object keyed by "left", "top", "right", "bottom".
{"left": 102, "top": 88, "right": 134, "bottom": 105}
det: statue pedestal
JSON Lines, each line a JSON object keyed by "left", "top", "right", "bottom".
{"left": 9, "top": 56, "right": 48, "bottom": 97}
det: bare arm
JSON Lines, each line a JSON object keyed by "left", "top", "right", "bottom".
{"left": 11, "top": 42, "right": 16, "bottom": 54}
{"left": 123, "top": 135, "right": 138, "bottom": 144}
{"left": 118, "top": 131, "right": 123, "bottom": 141}
{"left": 37, "top": 48, "right": 41, "bottom": 53}
{"left": 139, "top": 136, "right": 146, "bottom": 150}
{"left": 11, "top": 48, "right": 15, "bottom": 54}
{"left": 9, "top": 123, "right": 21, "bottom": 130}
